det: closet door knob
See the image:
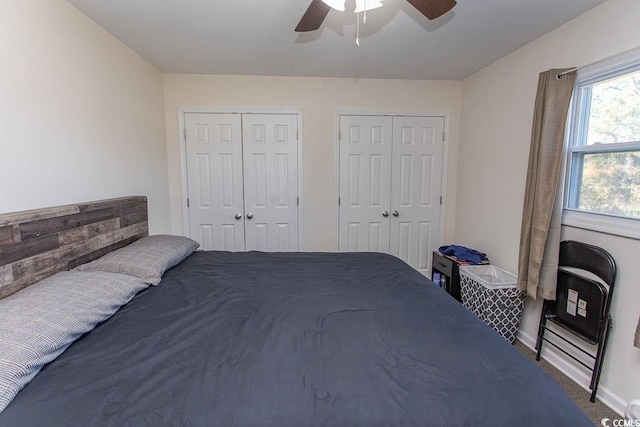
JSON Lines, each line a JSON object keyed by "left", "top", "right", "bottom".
{"left": 246, "top": 213, "right": 254, "bottom": 220}
{"left": 235, "top": 213, "right": 242, "bottom": 220}
{"left": 382, "top": 211, "right": 389, "bottom": 217}
{"left": 392, "top": 210, "right": 399, "bottom": 217}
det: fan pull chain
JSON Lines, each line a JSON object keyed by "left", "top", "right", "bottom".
{"left": 363, "top": 0, "right": 367, "bottom": 24}
{"left": 356, "top": 9, "right": 360, "bottom": 46}
{"left": 356, "top": 0, "right": 368, "bottom": 47}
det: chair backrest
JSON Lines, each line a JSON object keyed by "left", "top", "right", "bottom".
{"left": 559, "top": 240, "right": 617, "bottom": 289}
{"left": 546, "top": 240, "right": 617, "bottom": 344}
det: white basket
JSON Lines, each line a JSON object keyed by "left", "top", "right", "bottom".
{"left": 459, "top": 265, "right": 517, "bottom": 289}
{"left": 459, "top": 265, "right": 523, "bottom": 343}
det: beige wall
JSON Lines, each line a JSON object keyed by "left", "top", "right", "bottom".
{"left": 457, "top": 0, "right": 640, "bottom": 413}
{"left": 0, "top": 0, "right": 170, "bottom": 233}
{"left": 163, "top": 75, "right": 462, "bottom": 250}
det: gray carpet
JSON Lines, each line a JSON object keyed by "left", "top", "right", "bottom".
{"left": 514, "top": 340, "right": 620, "bottom": 426}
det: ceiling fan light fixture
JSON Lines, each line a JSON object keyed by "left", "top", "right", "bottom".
{"left": 320, "top": 0, "right": 346, "bottom": 11}
{"left": 296, "top": 0, "right": 457, "bottom": 33}
{"left": 354, "top": 0, "right": 383, "bottom": 13}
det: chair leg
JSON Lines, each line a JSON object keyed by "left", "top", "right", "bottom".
{"left": 535, "top": 301, "right": 548, "bottom": 361}
{"left": 589, "top": 315, "right": 612, "bottom": 403}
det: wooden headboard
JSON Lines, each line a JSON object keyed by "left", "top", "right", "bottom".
{"left": 0, "top": 196, "right": 148, "bottom": 299}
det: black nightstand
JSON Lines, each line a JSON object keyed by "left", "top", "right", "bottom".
{"left": 432, "top": 251, "right": 462, "bottom": 302}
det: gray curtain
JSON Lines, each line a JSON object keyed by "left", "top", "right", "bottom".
{"left": 517, "top": 68, "right": 576, "bottom": 300}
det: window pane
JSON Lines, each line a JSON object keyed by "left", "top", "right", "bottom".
{"left": 574, "top": 151, "right": 640, "bottom": 218}
{"left": 585, "top": 71, "right": 640, "bottom": 145}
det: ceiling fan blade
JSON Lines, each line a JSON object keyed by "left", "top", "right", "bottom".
{"left": 295, "top": 0, "right": 331, "bottom": 32}
{"left": 406, "top": 0, "right": 457, "bottom": 20}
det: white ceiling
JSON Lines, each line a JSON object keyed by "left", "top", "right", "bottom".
{"left": 67, "top": 0, "right": 606, "bottom": 80}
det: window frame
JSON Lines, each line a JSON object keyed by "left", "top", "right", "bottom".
{"left": 562, "top": 47, "right": 640, "bottom": 240}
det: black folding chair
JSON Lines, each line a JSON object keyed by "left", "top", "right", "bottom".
{"left": 535, "top": 240, "right": 616, "bottom": 403}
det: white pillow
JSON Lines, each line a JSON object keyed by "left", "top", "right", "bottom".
{"left": 74, "top": 235, "right": 199, "bottom": 285}
{"left": 0, "top": 271, "right": 148, "bottom": 413}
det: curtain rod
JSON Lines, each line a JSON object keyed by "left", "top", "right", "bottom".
{"left": 556, "top": 68, "right": 578, "bottom": 80}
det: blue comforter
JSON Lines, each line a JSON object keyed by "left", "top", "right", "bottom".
{"left": 0, "top": 251, "right": 592, "bottom": 426}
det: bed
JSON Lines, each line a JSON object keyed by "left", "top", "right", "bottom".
{"left": 0, "top": 197, "right": 593, "bottom": 426}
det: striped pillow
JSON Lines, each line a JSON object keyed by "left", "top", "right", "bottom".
{"left": 75, "top": 235, "right": 199, "bottom": 285}
{"left": 0, "top": 271, "right": 148, "bottom": 413}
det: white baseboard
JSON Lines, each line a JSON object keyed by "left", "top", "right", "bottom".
{"left": 517, "top": 330, "right": 627, "bottom": 416}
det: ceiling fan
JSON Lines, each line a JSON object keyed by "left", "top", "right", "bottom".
{"left": 295, "top": 0, "right": 457, "bottom": 32}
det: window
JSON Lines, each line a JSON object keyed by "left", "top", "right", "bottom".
{"left": 563, "top": 48, "right": 640, "bottom": 239}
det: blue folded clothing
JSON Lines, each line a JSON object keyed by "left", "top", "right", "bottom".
{"left": 438, "top": 245, "right": 488, "bottom": 264}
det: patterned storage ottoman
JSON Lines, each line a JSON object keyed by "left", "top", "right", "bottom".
{"left": 459, "top": 265, "right": 524, "bottom": 343}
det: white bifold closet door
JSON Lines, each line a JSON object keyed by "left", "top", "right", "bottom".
{"left": 242, "top": 114, "right": 299, "bottom": 252}
{"left": 338, "top": 115, "right": 393, "bottom": 253}
{"left": 338, "top": 115, "right": 445, "bottom": 276}
{"left": 185, "top": 113, "right": 245, "bottom": 251}
{"left": 185, "top": 113, "right": 298, "bottom": 252}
